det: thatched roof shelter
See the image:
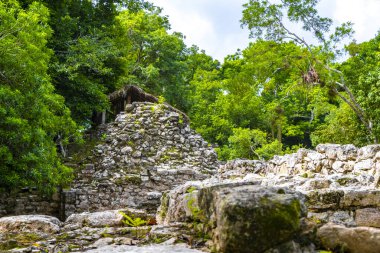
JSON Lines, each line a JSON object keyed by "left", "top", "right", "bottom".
{"left": 93, "top": 85, "right": 189, "bottom": 125}
{"left": 108, "top": 85, "right": 158, "bottom": 117}
{"left": 108, "top": 85, "right": 158, "bottom": 105}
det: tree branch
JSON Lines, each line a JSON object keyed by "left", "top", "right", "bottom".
{"left": 332, "top": 88, "right": 376, "bottom": 143}
{"left": 276, "top": 17, "right": 314, "bottom": 57}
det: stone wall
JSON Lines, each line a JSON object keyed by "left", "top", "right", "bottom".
{"left": 2, "top": 99, "right": 380, "bottom": 234}
{"left": 0, "top": 188, "right": 61, "bottom": 218}
{"left": 159, "top": 144, "right": 380, "bottom": 252}
{"left": 217, "top": 144, "right": 380, "bottom": 228}
{"left": 62, "top": 102, "right": 219, "bottom": 219}
{"left": 0, "top": 102, "right": 219, "bottom": 220}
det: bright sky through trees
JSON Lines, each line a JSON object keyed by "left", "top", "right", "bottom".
{"left": 151, "top": 0, "right": 380, "bottom": 62}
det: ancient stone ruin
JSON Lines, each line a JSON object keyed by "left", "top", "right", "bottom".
{"left": 1, "top": 93, "right": 380, "bottom": 252}
{"left": 161, "top": 144, "right": 380, "bottom": 252}
{"left": 64, "top": 102, "right": 219, "bottom": 218}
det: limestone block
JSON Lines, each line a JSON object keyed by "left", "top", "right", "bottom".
{"left": 340, "top": 190, "right": 380, "bottom": 208}
{"left": 354, "top": 159, "right": 374, "bottom": 171}
{"left": 0, "top": 215, "right": 61, "bottom": 234}
{"left": 373, "top": 163, "right": 380, "bottom": 187}
{"left": 65, "top": 209, "right": 147, "bottom": 228}
{"left": 316, "top": 144, "right": 341, "bottom": 160}
{"left": 201, "top": 184, "right": 306, "bottom": 253}
{"left": 355, "top": 208, "right": 380, "bottom": 228}
{"left": 147, "top": 192, "right": 162, "bottom": 200}
{"left": 337, "top": 144, "right": 357, "bottom": 161}
{"left": 159, "top": 181, "right": 306, "bottom": 253}
{"left": 308, "top": 211, "right": 356, "bottom": 227}
{"left": 303, "top": 179, "right": 331, "bottom": 190}
{"left": 332, "top": 161, "right": 354, "bottom": 173}
{"left": 306, "top": 189, "right": 344, "bottom": 210}
{"left": 121, "top": 146, "right": 132, "bottom": 154}
{"left": 307, "top": 151, "right": 326, "bottom": 161}
{"left": 317, "top": 223, "right": 380, "bottom": 253}
{"left": 332, "top": 161, "right": 344, "bottom": 172}
{"left": 357, "top": 145, "right": 380, "bottom": 160}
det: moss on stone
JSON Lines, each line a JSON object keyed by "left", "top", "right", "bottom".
{"left": 160, "top": 154, "right": 170, "bottom": 162}
{"left": 69, "top": 138, "right": 102, "bottom": 165}
{"left": 336, "top": 177, "right": 352, "bottom": 186}
{"left": 187, "top": 196, "right": 203, "bottom": 221}
{"left": 218, "top": 195, "right": 303, "bottom": 253}
{"left": 307, "top": 190, "right": 343, "bottom": 210}
{"left": 0, "top": 232, "right": 43, "bottom": 250}
{"left": 56, "top": 232, "right": 70, "bottom": 241}
{"left": 186, "top": 186, "right": 198, "bottom": 193}
{"left": 149, "top": 234, "right": 171, "bottom": 244}
{"left": 127, "top": 141, "right": 135, "bottom": 147}
{"left": 124, "top": 175, "right": 142, "bottom": 185}
{"left": 159, "top": 192, "right": 169, "bottom": 220}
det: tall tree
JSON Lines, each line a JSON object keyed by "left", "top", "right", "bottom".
{"left": 43, "top": 0, "right": 122, "bottom": 125}
{"left": 240, "top": 0, "right": 377, "bottom": 143}
{"left": 115, "top": 9, "right": 190, "bottom": 111}
{"left": 339, "top": 34, "right": 380, "bottom": 143}
{"left": 0, "top": 0, "right": 77, "bottom": 192}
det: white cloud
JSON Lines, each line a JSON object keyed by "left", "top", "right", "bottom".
{"left": 151, "top": 0, "right": 250, "bottom": 62}
{"left": 150, "top": 0, "right": 380, "bottom": 62}
{"left": 333, "top": 0, "right": 380, "bottom": 42}
{"left": 153, "top": 0, "right": 215, "bottom": 45}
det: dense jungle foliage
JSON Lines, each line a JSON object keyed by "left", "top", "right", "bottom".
{"left": 1, "top": 0, "right": 380, "bottom": 192}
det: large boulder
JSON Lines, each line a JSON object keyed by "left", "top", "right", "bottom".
{"left": 65, "top": 210, "right": 124, "bottom": 228}
{"left": 200, "top": 184, "right": 306, "bottom": 253}
{"left": 355, "top": 208, "right": 380, "bottom": 228}
{"left": 0, "top": 215, "right": 61, "bottom": 251}
{"left": 317, "top": 223, "right": 380, "bottom": 253}
{"left": 84, "top": 244, "right": 206, "bottom": 253}
{"left": 64, "top": 208, "right": 148, "bottom": 229}
{"left": 159, "top": 181, "right": 307, "bottom": 253}
{"left": 0, "top": 215, "right": 61, "bottom": 234}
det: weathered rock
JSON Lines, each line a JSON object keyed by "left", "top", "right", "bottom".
{"left": 218, "top": 159, "right": 266, "bottom": 179}
{"left": 308, "top": 211, "right": 355, "bottom": 227}
{"left": 354, "top": 159, "right": 374, "bottom": 171}
{"left": 355, "top": 208, "right": 380, "bottom": 228}
{"left": 340, "top": 189, "right": 380, "bottom": 208}
{"left": 65, "top": 210, "right": 124, "bottom": 228}
{"left": 65, "top": 209, "right": 148, "bottom": 228}
{"left": 357, "top": 145, "right": 380, "bottom": 160}
{"left": 159, "top": 181, "right": 307, "bottom": 253}
{"left": 91, "top": 237, "right": 114, "bottom": 247}
{"left": 201, "top": 184, "right": 306, "bottom": 253}
{"left": 316, "top": 144, "right": 341, "bottom": 158}
{"left": 0, "top": 189, "right": 61, "bottom": 219}
{"left": 336, "top": 144, "right": 357, "bottom": 161}
{"left": 149, "top": 224, "right": 190, "bottom": 241}
{"left": 317, "top": 223, "right": 380, "bottom": 253}
{"left": 3, "top": 97, "right": 380, "bottom": 253}
{"left": 0, "top": 215, "right": 61, "bottom": 234}
{"left": 84, "top": 244, "right": 206, "bottom": 253}
{"left": 62, "top": 102, "right": 220, "bottom": 218}
{"left": 306, "top": 189, "right": 344, "bottom": 211}
{"left": 264, "top": 240, "right": 316, "bottom": 253}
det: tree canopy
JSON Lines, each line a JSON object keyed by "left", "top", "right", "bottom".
{"left": 1, "top": 0, "right": 380, "bottom": 192}
{"left": 0, "top": 0, "right": 77, "bottom": 192}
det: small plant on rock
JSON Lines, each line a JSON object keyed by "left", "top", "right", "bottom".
{"left": 100, "top": 133, "right": 107, "bottom": 141}
{"left": 186, "top": 186, "right": 197, "bottom": 193}
{"left": 119, "top": 211, "right": 147, "bottom": 238}
{"left": 158, "top": 95, "right": 166, "bottom": 104}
